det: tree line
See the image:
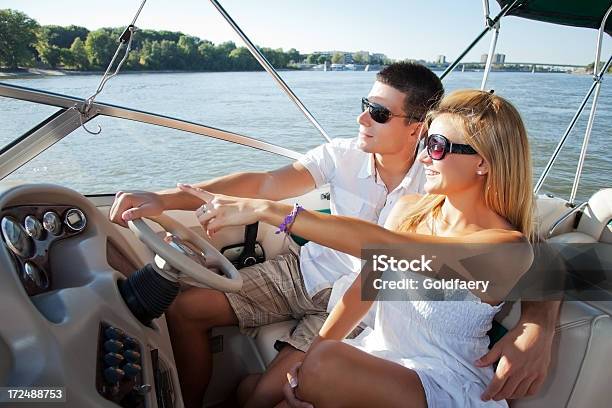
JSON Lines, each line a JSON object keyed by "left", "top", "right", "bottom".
{"left": 0, "top": 9, "right": 305, "bottom": 71}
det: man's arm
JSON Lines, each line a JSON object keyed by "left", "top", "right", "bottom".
{"left": 109, "top": 162, "right": 316, "bottom": 227}
{"left": 161, "top": 162, "right": 316, "bottom": 209}
{"left": 478, "top": 300, "right": 560, "bottom": 401}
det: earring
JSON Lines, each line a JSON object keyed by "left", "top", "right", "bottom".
{"left": 477, "top": 171, "right": 484, "bottom": 175}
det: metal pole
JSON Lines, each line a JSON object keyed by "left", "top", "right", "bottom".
{"left": 482, "top": 0, "right": 491, "bottom": 24}
{"left": 533, "top": 75, "right": 601, "bottom": 194}
{"left": 481, "top": 22, "right": 500, "bottom": 90}
{"left": 567, "top": 3, "right": 612, "bottom": 203}
{"left": 440, "top": 0, "right": 521, "bottom": 80}
{"left": 209, "top": 0, "right": 332, "bottom": 142}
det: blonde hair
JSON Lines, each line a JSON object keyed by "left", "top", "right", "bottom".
{"left": 398, "top": 89, "right": 535, "bottom": 240}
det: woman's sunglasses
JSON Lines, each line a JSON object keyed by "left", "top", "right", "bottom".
{"left": 422, "top": 134, "right": 478, "bottom": 160}
{"left": 361, "top": 97, "right": 419, "bottom": 124}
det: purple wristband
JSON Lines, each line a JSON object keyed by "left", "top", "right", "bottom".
{"left": 275, "top": 203, "right": 304, "bottom": 234}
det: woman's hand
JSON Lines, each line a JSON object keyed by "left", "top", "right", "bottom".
{"left": 177, "top": 184, "right": 268, "bottom": 235}
{"left": 283, "top": 362, "right": 314, "bottom": 408}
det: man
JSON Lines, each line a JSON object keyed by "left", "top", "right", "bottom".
{"left": 109, "top": 62, "right": 558, "bottom": 408}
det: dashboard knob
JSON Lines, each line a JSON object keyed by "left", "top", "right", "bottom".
{"left": 124, "top": 350, "right": 141, "bottom": 363}
{"left": 104, "top": 339, "right": 124, "bottom": 353}
{"left": 104, "top": 326, "right": 125, "bottom": 340}
{"left": 124, "top": 337, "right": 139, "bottom": 349}
{"left": 104, "top": 367, "right": 125, "bottom": 384}
{"left": 123, "top": 363, "right": 142, "bottom": 379}
{"left": 103, "top": 352, "right": 124, "bottom": 366}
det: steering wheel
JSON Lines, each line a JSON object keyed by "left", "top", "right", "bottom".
{"left": 128, "top": 214, "right": 242, "bottom": 292}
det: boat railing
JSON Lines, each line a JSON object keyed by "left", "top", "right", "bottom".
{"left": 0, "top": 82, "right": 303, "bottom": 180}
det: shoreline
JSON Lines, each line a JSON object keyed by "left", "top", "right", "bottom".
{"left": 0, "top": 67, "right": 584, "bottom": 79}
{"left": 0, "top": 68, "right": 301, "bottom": 79}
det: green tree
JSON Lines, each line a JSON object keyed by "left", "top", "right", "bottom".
{"left": 58, "top": 48, "right": 74, "bottom": 68}
{"left": 160, "top": 39, "right": 183, "bottom": 69}
{"left": 331, "top": 52, "right": 345, "bottom": 64}
{"left": 196, "top": 40, "right": 215, "bottom": 70}
{"left": 306, "top": 53, "right": 319, "bottom": 64}
{"left": 287, "top": 48, "right": 301, "bottom": 64}
{"left": 85, "top": 29, "right": 115, "bottom": 68}
{"left": 178, "top": 35, "right": 199, "bottom": 68}
{"left": 68, "top": 37, "right": 89, "bottom": 70}
{"left": 0, "top": 9, "right": 39, "bottom": 68}
{"left": 35, "top": 27, "right": 61, "bottom": 68}
{"left": 139, "top": 40, "right": 163, "bottom": 69}
{"left": 229, "top": 47, "right": 258, "bottom": 71}
{"left": 40, "top": 25, "right": 88, "bottom": 49}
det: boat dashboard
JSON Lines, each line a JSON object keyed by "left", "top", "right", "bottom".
{"left": 0, "top": 182, "right": 182, "bottom": 407}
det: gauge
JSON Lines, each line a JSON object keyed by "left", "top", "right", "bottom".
{"left": 1, "top": 216, "right": 34, "bottom": 258}
{"left": 24, "top": 215, "right": 44, "bottom": 239}
{"left": 42, "top": 211, "right": 62, "bottom": 236}
{"left": 24, "top": 262, "right": 48, "bottom": 289}
{"left": 64, "top": 208, "right": 86, "bottom": 232}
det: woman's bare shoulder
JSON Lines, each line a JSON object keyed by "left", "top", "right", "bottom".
{"left": 384, "top": 194, "right": 423, "bottom": 230}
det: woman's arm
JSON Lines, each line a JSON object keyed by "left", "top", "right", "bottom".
{"left": 317, "top": 275, "right": 373, "bottom": 341}
{"left": 179, "top": 186, "right": 532, "bottom": 298}
{"left": 180, "top": 185, "right": 512, "bottom": 257}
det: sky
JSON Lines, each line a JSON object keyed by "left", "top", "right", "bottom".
{"left": 2, "top": 0, "right": 610, "bottom": 65}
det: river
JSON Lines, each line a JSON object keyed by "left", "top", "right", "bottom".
{"left": 0, "top": 70, "right": 610, "bottom": 202}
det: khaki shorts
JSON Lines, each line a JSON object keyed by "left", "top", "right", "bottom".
{"left": 225, "top": 239, "right": 361, "bottom": 352}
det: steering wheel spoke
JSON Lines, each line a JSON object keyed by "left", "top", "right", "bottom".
{"left": 128, "top": 214, "right": 242, "bottom": 292}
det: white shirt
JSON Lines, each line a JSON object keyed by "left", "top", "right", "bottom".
{"left": 297, "top": 138, "right": 426, "bottom": 315}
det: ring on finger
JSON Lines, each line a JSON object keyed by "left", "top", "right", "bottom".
{"left": 197, "top": 203, "right": 208, "bottom": 215}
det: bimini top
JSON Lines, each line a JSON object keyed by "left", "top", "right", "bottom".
{"left": 497, "top": 0, "right": 612, "bottom": 35}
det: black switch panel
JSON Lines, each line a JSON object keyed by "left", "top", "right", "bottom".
{"left": 96, "top": 322, "right": 147, "bottom": 407}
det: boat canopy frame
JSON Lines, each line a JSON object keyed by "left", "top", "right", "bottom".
{"left": 442, "top": 0, "right": 611, "bottom": 204}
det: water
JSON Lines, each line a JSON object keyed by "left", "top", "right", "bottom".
{"left": 0, "top": 71, "right": 610, "bottom": 202}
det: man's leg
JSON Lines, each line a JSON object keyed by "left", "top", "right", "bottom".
{"left": 168, "top": 244, "right": 310, "bottom": 408}
{"left": 243, "top": 287, "right": 333, "bottom": 408}
{"left": 237, "top": 374, "right": 261, "bottom": 407}
{"left": 166, "top": 287, "right": 238, "bottom": 408}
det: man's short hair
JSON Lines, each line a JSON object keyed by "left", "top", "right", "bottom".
{"left": 376, "top": 62, "right": 444, "bottom": 122}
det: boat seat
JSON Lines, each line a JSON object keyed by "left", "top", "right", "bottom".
{"left": 254, "top": 320, "right": 298, "bottom": 366}
{"left": 512, "top": 188, "right": 612, "bottom": 407}
{"left": 547, "top": 188, "right": 612, "bottom": 244}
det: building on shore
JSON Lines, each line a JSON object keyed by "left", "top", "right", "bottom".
{"left": 481, "top": 53, "right": 507, "bottom": 64}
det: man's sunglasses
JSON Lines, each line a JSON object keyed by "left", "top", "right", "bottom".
{"left": 361, "top": 97, "right": 419, "bottom": 124}
{"left": 422, "top": 134, "right": 478, "bottom": 160}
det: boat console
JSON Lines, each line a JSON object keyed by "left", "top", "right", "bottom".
{"left": 0, "top": 182, "right": 183, "bottom": 407}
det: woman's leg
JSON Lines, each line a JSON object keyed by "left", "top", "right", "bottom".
{"left": 296, "top": 340, "right": 427, "bottom": 408}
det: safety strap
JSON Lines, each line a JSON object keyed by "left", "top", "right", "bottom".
{"left": 237, "top": 223, "right": 261, "bottom": 268}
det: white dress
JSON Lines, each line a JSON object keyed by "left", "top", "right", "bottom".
{"left": 344, "top": 286, "right": 508, "bottom": 408}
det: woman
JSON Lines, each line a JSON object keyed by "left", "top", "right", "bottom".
{"left": 180, "top": 89, "right": 535, "bottom": 407}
